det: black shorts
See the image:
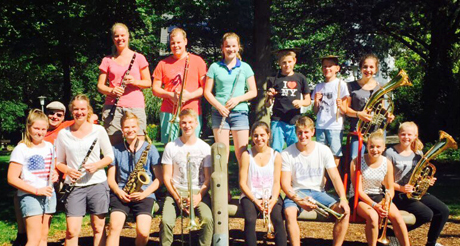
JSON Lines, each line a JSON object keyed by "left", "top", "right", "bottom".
{"left": 349, "top": 193, "right": 383, "bottom": 212}
{"left": 109, "top": 192, "right": 155, "bottom": 217}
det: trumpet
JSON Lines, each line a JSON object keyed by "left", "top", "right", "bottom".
{"left": 295, "top": 190, "right": 344, "bottom": 220}
{"left": 377, "top": 190, "right": 392, "bottom": 245}
{"left": 262, "top": 189, "right": 275, "bottom": 239}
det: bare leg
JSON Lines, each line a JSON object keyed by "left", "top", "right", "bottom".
{"left": 231, "top": 129, "right": 249, "bottom": 166}
{"left": 388, "top": 203, "right": 410, "bottom": 246}
{"left": 14, "top": 195, "right": 27, "bottom": 244}
{"left": 284, "top": 207, "right": 300, "bottom": 246}
{"left": 213, "top": 128, "right": 230, "bottom": 162}
{"left": 91, "top": 214, "right": 107, "bottom": 246}
{"left": 356, "top": 202, "right": 379, "bottom": 246}
{"left": 135, "top": 214, "right": 152, "bottom": 246}
{"left": 331, "top": 203, "right": 349, "bottom": 246}
{"left": 65, "top": 216, "right": 83, "bottom": 246}
{"left": 106, "top": 212, "right": 126, "bottom": 246}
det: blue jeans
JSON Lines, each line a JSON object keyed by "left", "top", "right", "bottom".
{"left": 316, "top": 129, "right": 343, "bottom": 157}
{"left": 284, "top": 189, "right": 338, "bottom": 212}
{"left": 270, "top": 120, "right": 298, "bottom": 152}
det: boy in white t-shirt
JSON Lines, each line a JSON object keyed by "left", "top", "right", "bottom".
{"left": 312, "top": 56, "right": 349, "bottom": 166}
{"left": 281, "top": 116, "right": 349, "bottom": 246}
{"left": 160, "top": 109, "right": 213, "bottom": 246}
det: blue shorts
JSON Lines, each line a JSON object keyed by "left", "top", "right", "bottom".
{"left": 19, "top": 192, "right": 57, "bottom": 217}
{"left": 316, "top": 129, "right": 343, "bottom": 157}
{"left": 211, "top": 109, "right": 249, "bottom": 130}
{"left": 270, "top": 120, "right": 298, "bottom": 152}
{"left": 284, "top": 189, "right": 338, "bottom": 213}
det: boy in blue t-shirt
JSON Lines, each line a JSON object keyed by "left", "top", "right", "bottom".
{"left": 312, "top": 55, "right": 349, "bottom": 166}
{"left": 266, "top": 49, "right": 311, "bottom": 152}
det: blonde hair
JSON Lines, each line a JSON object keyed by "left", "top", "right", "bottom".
{"left": 295, "top": 116, "right": 315, "bottom": 131}
{"left": 121, "top": 111, "right": 139, "bottom": 127}
{"left": 277, "top": 50, "right": 296, "bottom": 63}
{"left": 111, "top": 23, "right": 130, "bottom": 55}
{"left": 221, "top": 32, "right": 243, "bottom": 60}
{"left": 399, "top": 121, "right": 424, "bottom": 152}
{"left": 69, "top": 94, "right": 94, "bottom": 122}
{"left": 21, "top": 109, "right": 49, "bottom": 148}
{"left": 368, "top": 129, "right": 385, "bottom": 145}
{"left": 170, "top": 28, "right": 187, "bottom": 39}
{"left": 179, "top": 108, "right": 198, "bottom": 121}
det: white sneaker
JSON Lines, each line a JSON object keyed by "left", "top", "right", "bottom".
{"left": 435, "top": 243, "right": 444, "bottom": 246}
{"left": 388, "top": 236, "right": 401, "bottom": 246}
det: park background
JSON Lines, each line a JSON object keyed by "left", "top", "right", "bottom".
{"left": 0, "top": 0, "right": 459, "bottom": 245}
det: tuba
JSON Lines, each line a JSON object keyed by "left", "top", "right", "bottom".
{"left": 262, "top": 189, "right": 275, "bottom": 239}
{"left": 377, "top": 190, "right": 392, "bottom": 245}
{"left": 357, "top": 70, "right": 412, "bottom": 142}
{"left": 407, "top": 131, "right": 458, "bottom": 200}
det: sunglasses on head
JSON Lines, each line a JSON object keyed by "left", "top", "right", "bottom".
{"left": 48, "top": 111, "right": 64, "bottom": 117}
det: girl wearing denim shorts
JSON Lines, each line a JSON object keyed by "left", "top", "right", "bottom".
{"left": 55, "top": 95, "right": 114, "bottom": 246}
{"left": 8, "top": 109, "right": 57, "bottom": 246}
{"left": 204, "top": 32, "right": 257, "bottom": 165}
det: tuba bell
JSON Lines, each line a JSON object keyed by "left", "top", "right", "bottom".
{"left": 407, "top": 130, "right": 458, "bottom": 200}
{"left": 357, "top": 70, "right": 412, "bottom": 142}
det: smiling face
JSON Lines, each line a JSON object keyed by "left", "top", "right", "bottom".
{"left": 321, "top": 59, "right": 340, "bottom": 81}
{"left": 29, "top": 119, "right": 48, "bottom": 144}
{"left": 398, "top": 125, "right": 418, "bottom": 148}
{"left": 251, "top": 126, "right": 270, "bottom": 148}
{"left": 367, "top": 137, "right": 386, "bottom": 158}
{"left": 122, "top": 118, "right": 139, "bottom": 141}
{"left": 71, "top": 100, "right": 89, "bottom": 123}
{"left": 47, "top": 110, "right": 65, "bottom": 130}
{"left": 112, "top": 26, "right": 129, "bottom": 50}
{"left": 296, "top": 125, "right": 315, "bottom": 147}
{"left": 180, "top": 115, "right": 197, "bottom": 137}
{"left": 170, "top": 32, "right": 188, "bottom": 58}
{"left": 360, "top": 58, "right": 378, "bottom": 79}
{"left": 279, "top": 55, "right": 296, "bottom": 76}
{"left": 222, "top": 37, "right": 240, "bottom": 60}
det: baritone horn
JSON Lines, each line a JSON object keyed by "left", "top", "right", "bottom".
{"left": 357, "top": 69, "right": 412, "bottom": 142}
{"left": 296, "top": 190, "right": 344, "bottom": 220}
{"left": 407, "top": 130, "right": 458, "bottom": 200}
{"left": 377, "top": 190, "right": 392, "bottom": 245}
{"left": 262, "top": 189, "right": 275, "bottom": 239}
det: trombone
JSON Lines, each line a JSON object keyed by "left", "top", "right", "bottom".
{"left": 295, "top": 190, "right": 344, "bottom": 220}
{"left": 168, "top": 54, "right": 190, "bottom": 142}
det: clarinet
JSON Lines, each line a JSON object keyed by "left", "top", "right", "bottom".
{"left": 108, "top": 53, "right": 137, "bottom": 118}
{"left": 59, "top": 138, "right": 98, "bottom": 204}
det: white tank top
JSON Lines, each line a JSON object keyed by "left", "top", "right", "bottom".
{"left": 243, "top": 148, "right": 277, "bottom": 199}
{"left": 350, "top": 156, "right": 387, "bottom": 196}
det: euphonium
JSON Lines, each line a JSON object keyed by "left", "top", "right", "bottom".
{"left": 357, "top": 69, "right": 412, "bottom": 142}
{"left": 407, "top": 130, "right": 458, "bottom": 200}
{"left": 262, "top": 189, "right": 275, "bottom": 239}
{"left": 377, "top": 190, "right": 392, "bottom": 245}
{"left": 296, "top": 190, "right": 344, "bottom": 220}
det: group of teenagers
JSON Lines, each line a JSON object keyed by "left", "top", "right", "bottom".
{"left": 7, "top": 22, "right": 449, "bottom": 246}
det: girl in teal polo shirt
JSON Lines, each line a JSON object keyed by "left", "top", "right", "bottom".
{"left": 204, "top": 32, "right": 257, "bottom": 165}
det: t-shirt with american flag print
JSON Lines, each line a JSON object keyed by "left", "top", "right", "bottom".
{"left": 9, "top": 141, "right": 54, "bottom": 196}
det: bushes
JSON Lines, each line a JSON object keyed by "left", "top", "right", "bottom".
{"left": 146, "top": 124, "right": 161, "bottom": 142}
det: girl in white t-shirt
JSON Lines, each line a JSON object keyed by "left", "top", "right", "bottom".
{"left": 350, "top": 129, "right": 410, "bottom": 246}
{"left": 8, "top": 109, "right": 57, "bottom": 246}
{"left": 239, "top": 121, "right": 286, "bottom": 246}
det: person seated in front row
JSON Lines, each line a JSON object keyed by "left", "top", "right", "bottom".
{"left": 281, "top": 116, "right": 350, "bottom": 246}
{"left": 106, "top": 112, "right": 162, "bottom": 246}
{"left": 160, "top": 109, "right": 213, "bottom": 246}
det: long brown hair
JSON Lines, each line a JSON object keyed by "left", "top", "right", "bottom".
{"left": 21, "top": 109, "right": 49, "bottom": 147}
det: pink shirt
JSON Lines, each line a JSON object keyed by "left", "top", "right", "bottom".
{"left": 99, "top": 53, "right": 149, "bottom": 108}
{"left": 153, "top": 53, "right": 207, "bottom": 114}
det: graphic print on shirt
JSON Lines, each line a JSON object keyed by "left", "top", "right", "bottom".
{"left": 176, "top": 151, "right": 204, "bottom": 189}
{"left": 319, "top": 92, "right": 334, "bottom": 115}
{"left": 292, "top": 161, "right": 323, "bottom": 181}
{"left": 251, "top": 172, "right": 274, "bottom": 196}
{"left": 280, "top": 80, "right": 298, "bottom": 97}
{"left": 27, "top": 151, "right": 52, "bottom": 181}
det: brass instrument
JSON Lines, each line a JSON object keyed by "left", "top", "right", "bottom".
{"left": 357, "top": 70, "right": 412, "bottom": 142}
{"left": 296, "top": 190, "right": 344, "bottom": 220}
{"left": 262, "top": 189, "right": 275, "bottom": 239}
{"left": 407, "top": 130, "right": 458, "bottom": 200}
{"left": 377, "top": 190, "right": 392, "bottom": 245}
{"left": 123, "top": 138, "right": 152, "bottom": 195}
{"left": 168, "top": 54, "right": 190, "bottom": 142}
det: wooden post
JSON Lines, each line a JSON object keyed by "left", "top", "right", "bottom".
{"left": 211, "top": 142, "right": 229, "bottom": 246}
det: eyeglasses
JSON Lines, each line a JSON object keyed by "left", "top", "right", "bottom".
{"left": 48, "top": 111, "right": 64, "bottom": 117}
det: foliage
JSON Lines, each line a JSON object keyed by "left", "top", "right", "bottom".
{"left": 146, "top": 123, "right": 161, "bottom": 142}
{"left": 0, "top": 101, "right": 27, "bottom": 133}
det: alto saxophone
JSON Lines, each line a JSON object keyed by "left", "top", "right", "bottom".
{"left": 262, "top": 189, "right": 275, "bottom": 239}
{"left": 123, "top": 139, "right": 152, "bottom": 195}
{"left": 295, "top": 190, "right": 344, "bottom": 220}
{"left": 357, "top": 69, "right": 412, "bottom": 142}
{"left": 407, "top": 130, "right": 457, "bottom": 200}
{"left": 377, "top": 190, "right": 392, "bottom": 245}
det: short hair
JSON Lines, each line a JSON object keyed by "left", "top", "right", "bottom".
{"left": 295, "top": 116, "right": 315, "bottom": 131}
{"left": 368, "top": 129, "right": 385, "bottom": 144}
{"left": 358, "top": 53, "right": 380, "bottom": 72}
{"left": 21, "top": 109, "right": 49, "bottom": 148}
{"left": 277, "top": 50, "right": 297, "bottom": 62}
{"left": 398, "top": 121, "right": 424, "bottom": 152}
{"left": 179, "top": 108, "right": 198, "bottom": 121}
{"left": 221, "top": 32, "right": 243, "bottom": 60}
{"left": 170, "top": 28, "right": 187, "bottom": 39}
{"left": 121, "top": 111, "right": 139, "bottom": 127}
{"left": 321, "top": 57, "right": 339, "bottom": 66}
{"left": 111, "top": 23, "right": 129, "bottom": 37}
{"left": 69, "top": 94, "right": 94, "bottom": 122}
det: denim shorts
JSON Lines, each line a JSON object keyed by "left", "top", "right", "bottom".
{"left": 211, "top": 109, "right": 249, "bottom": 130}
{"left": 315, "top": 129, "right": 343, "bottom": 157}
{"left": 19, "top": 192, "right": 57, "bottom": 217}
{"left": 284, "top": 189, "right": 338, "bottom": 212}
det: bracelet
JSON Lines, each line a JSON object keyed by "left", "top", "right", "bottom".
{"left": 356, "top": 112, "right": 359, "bottom": 118}
{"left": 371, "top": 202, "right": 377, "bottom": 207}
{"left": 339, "top": 197, "right": 347, "bottom": 201}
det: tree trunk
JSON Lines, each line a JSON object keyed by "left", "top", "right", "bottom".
{"left": 252, "top": 0, "right": 272, "bottom": 124}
